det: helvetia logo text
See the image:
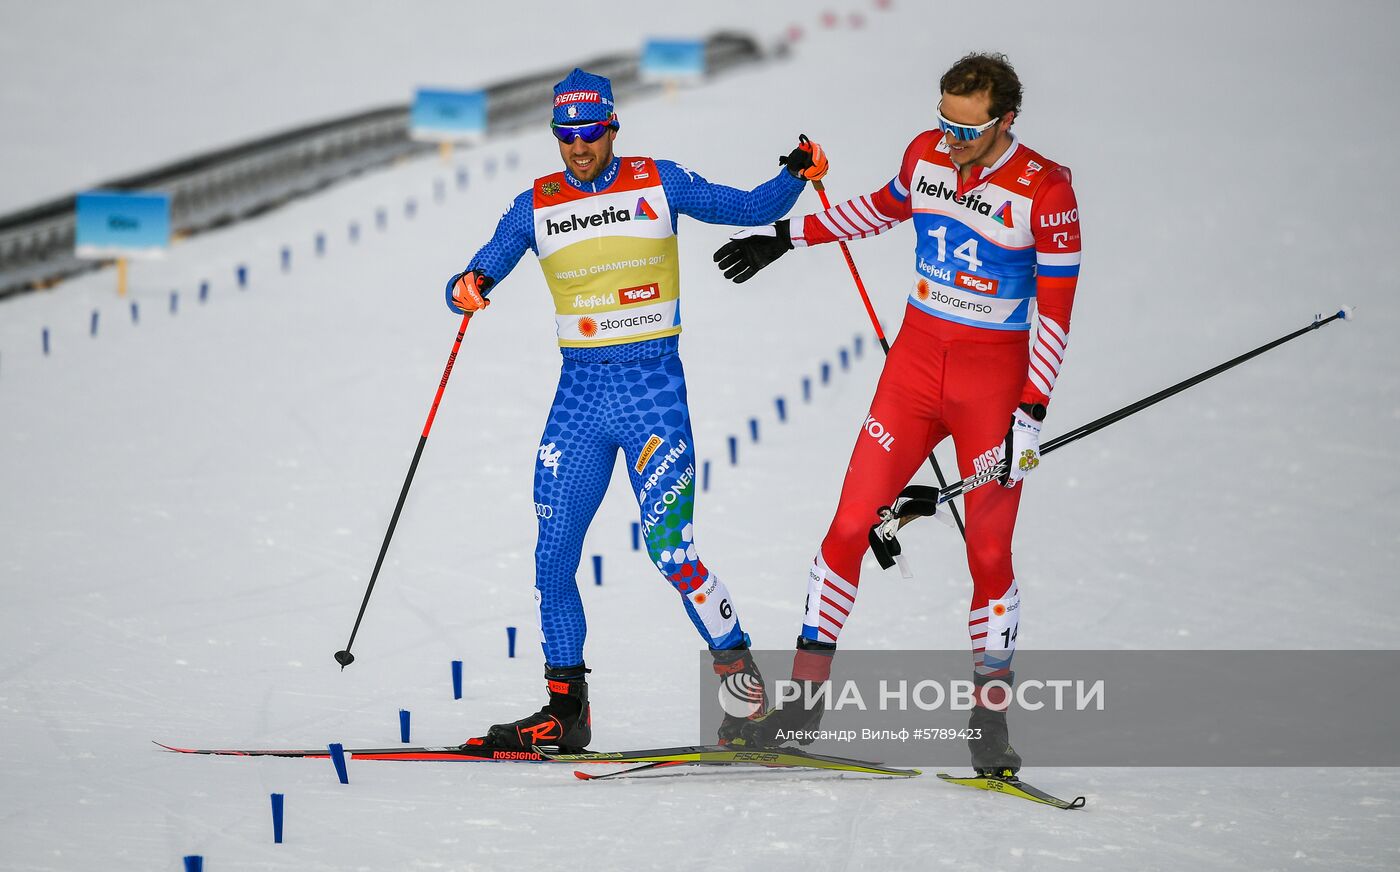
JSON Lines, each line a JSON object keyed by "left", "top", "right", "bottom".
{"left": 546, "top": 205, "right": 633, "bottom": 236}
{"left": 915, "top": 176, "right": 994, "bottom": 215}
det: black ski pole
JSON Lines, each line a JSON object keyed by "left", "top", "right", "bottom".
{"left": 335, "top": 312, "right": 475, "bottom": 669}
{"left": 937, "top": 307, "right": 1354, "bottom": 504}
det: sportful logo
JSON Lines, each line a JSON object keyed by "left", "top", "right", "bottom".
{"left": 633, "top": 197, "right": 658, "bottom": 220}
{"left": 545, "top": 205, "right": 633, "bottom": 236}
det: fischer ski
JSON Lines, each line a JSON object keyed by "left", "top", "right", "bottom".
{"left": 937, "top": 772, "right": 1086, "bottom": 809}
{"left": 154, "top": 741, "right": 559, "bottom": 762}
{"left": 540, "top": 744, "right": 921, "bottom": 778}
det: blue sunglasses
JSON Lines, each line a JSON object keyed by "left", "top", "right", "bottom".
{"left": 936, "top": 107, "right": 1000, "bottom": 141}
{"left": 551, "top": 116, "right": 617, "bottom": 144}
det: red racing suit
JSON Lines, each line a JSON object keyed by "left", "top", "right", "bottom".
{"left": 795, "top": 130, "right": 1082, "bottom": 677}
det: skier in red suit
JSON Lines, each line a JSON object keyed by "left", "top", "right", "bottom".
{"left": 714, "top": 53, "right": 1082, "bottom": 775}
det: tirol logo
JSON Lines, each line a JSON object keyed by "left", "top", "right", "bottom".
{"left": 619, "top": 283, "right": 660, "bottom": 305}
{"left": 633, "top": 197, "right": 658, "bottom": 220}
{"left": 915, "top": 176, "right": 993, "bottom": 216}
{"left": 992, "top": 200, "right": 1014, "bottom": 227}
{"left": 545, "top": 205, "right": 633, "bottom": 236}
{"left": 955, "top": 271, "right": 999, "bottom": 295}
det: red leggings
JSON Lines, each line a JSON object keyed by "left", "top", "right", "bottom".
{"left": 801, "top": 307, "right": 1025, "bottom": 672}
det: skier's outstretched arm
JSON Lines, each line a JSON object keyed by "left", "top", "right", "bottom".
{"left": 446, "top": 190, "right": 536, "bottom": 314}
{"left": 713, "top": 132, "right": 933, "bottom": 283}
{"left": 655, "top": 136, "right": 824, "bottom": 230}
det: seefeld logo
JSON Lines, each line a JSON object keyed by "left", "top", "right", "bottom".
{"left": 545, "top": 197, "right": 656, "bottom": 236}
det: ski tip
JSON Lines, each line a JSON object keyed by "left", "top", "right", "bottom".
{"left": 153, "top": 741, "right": 188, "bottom": 753}
{"left": 573, "top": 770, "right": 594, "bottom": 780}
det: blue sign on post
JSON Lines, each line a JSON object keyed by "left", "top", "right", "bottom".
{"left": 74, "top": 191, "right": 171, "bottom": 260}
{"left": 410, "top": 89, "right": 488, "bottom": 142}
{"left": 640, "top": 39, "right": 706, "bottom": 83}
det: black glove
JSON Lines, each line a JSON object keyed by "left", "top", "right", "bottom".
{"left": 713, "top": 220, "right": 793, "bottom": 284}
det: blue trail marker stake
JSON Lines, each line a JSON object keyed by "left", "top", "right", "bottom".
{"left": 399, "top": 709, "right": 411, "bottom": 743}
{"left": 485, "top": 157, "right": 497, "bottom": 176}
{"left": 775, "top": 396, "right": 787, "bottom": 422}
{"left": 702, "top": 459, "right": 711, "bottom": 492}
{"left": 376, "top": 208, "right": 387, "bottom": 230}
{"left": 631, "top": 522, "right": 640, "bottom": 551}
{"left": 749, "top": 418, "right": 760, "bottom": 443}
{"left": 42, "top": 328, "right": 50, "bottom": 355}
{"left": 170, "top": 291, "right": 178, "bottom": 315}
{"left": 727, "top": 435, "right": 738, "bottom": 465}
{"left": 349, "top": 221, "right": 360, "bottom": 243}
{"left": 315, "top": 232, "right": 326, "bottom": 256}
{"left": 457, "top": 167, "right": 469, "bottom": 189}
{"left": 506, "top": 626, "right": 517, "bottom": 657}
{"left": 821, "top": 362, "right": 831, "bottom": 385}
{"left": 854, "top": 334, "right": 864, "bottom": 358}
{"left": 130, "top": 301, "right": 140, "bottom": 324}
{"left": 434, "top": 179, "right": 446, "bottom": 203}
{"left": 280, "top": 246, "right": 291, "bottom": 272}
{"left": 270, "top": 792, "right": 284, "bottom": 843}
{"left": 90, "top": 310, "right": 99, "bottom": 337}
{"left": 236, "top": 265, "right": 248, "bottom": 288}
{"left": 328, "top": 743, "right": 349, "bottom": 784}
{"left": 183, "top": 856, "right": 203, "bottom": 872}
{"left": 452, "top": 660, "right": 463, "bottom": 699}
{"left": 592, "top": 555, "right": 603, "bottom": 586}
{"left": 199, "top": 281, "right": 209, "bottom": 303}
{"left": 839, "top": 348, "right": 849, "bottom": 370}
{"left": 802, "top": 376, "right": 812, "bottom": 402}
{"left": 405, "top": 199, "right": 416, "bottom": 219}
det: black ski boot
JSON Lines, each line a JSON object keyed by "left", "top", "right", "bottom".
{"left": 968, "top": 672, "right": 1022, "bottom": 776}
{"left": 472, "top": 664, "right": 591, "bottom": 753}
{"left": 711, "top": 644, "right": 768, "bottom": 745}
{"left": 735, "top": 637, "right": 836, "bottom": 748}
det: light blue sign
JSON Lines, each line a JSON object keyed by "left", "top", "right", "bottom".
{"left": 410, "top": 89, "right": 488, "bottom": 142}
{"left": 640, "top": 39, "right": 706, "bottom": 82}
{"left": 74, "top": 190, "right": 171, "bottom": 260}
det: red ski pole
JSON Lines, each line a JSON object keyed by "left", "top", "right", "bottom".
{"left": 811, "top": 174, "right": 967, "bottom": 540}
{"left": 335, "top": 312, "right": 474, "bottom": 669}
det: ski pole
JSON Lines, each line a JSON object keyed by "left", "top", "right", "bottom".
{"left": 936, "top": 308, "right": 1354, "bottom": 505}
{"left": 810, "top": 168, "right": 966, "bottom": 539}
{"left": 335, "top": 311, "right": 475, "bottom": 669}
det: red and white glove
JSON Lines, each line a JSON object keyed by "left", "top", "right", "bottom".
{"left": 1000, "top": 403, "right": 1046, "bottom": 488}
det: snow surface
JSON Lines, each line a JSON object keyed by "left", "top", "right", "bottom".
{"left": 2, "top": 1, "right": 1399, "bottom": 870}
